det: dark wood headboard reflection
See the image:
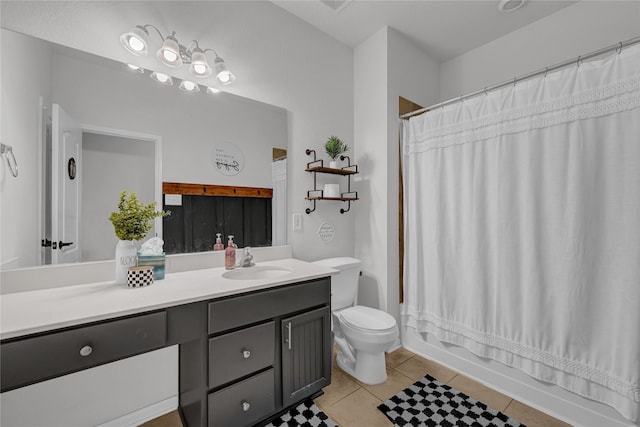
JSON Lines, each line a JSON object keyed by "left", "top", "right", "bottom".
{"left": 162, "top": 182, "right": 272, "bottom": 253}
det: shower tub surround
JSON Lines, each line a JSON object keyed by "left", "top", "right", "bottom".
{"left": 0, "top": 246, "right": 336, "bottom": 426}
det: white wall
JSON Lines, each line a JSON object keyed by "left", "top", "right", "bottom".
{"left": 81, "top": 133, "right": 155, "bottom": 262}
{"left": 440, "top": 0, "right": 640, "bottom": 101}
{"left": 353, "top": 27, "right": 439, "bottom": 321}
{"left": 405, "top": 2, "right": 640, "bottom": 426}
{"left": 0, "top": 29, "right": 52, "bottom": 269}
{"left": 353, "top": 27, "right": 389, "bottom": 311}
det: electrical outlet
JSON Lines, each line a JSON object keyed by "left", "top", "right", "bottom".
{"left": 165, "top": 194, "right": 182, "bottom": 206}
{"left": 292, "top": 213, "right": 302, "bottom": 231}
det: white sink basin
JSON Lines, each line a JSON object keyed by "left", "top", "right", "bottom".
{"left": 222, "top": 266, "right": 293, "bottom": 280}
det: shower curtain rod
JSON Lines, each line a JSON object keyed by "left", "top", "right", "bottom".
{"left": 400, "top": 35, "right": 640, "bottom": 119}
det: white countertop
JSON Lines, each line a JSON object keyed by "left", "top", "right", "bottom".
{"left": 0, "top": 258, "right": 336, "bottom": 340}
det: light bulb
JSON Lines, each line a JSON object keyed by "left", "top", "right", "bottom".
{"left": 207, "top": 87, "right": 221, "bottom": 94}
{"left": 163, "top": 49, "right": 178, "bottom": 63}
{"left": 127, "top": 64, "right": 144, "bottom": 73}
{"left": 128, "top": 36, "right": 145, "bottom": 52}
{"left": 179, "top": 80, "right": 200, "bottom": 93}
{"left": 193, "top": 63, "right": 207, "bottom": 74}
{"left": 150, "top": 71, "right": 173, "bottom": 85}
{"left": 217, "top": 71, "right": 232, "bottom": 84}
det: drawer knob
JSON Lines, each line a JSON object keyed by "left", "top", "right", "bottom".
{"left": 79, "top": 345, "right": 93, "bottom": 357}
{"left": 241, "top": 401, "right": 251, "bottom": 412}
{"left": 242, "top": 349, "right": 251, "bottom": 359}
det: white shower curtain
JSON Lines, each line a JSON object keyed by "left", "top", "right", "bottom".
{"left": 402, "top": 45, "right": 640, "bottom": 421}
{"left": 271, "top": 158, "right": 287, "bottom": 246}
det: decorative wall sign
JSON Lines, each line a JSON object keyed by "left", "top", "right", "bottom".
{"left": 318, "top": 222, "right": 335, "bottom": 242}
{"left": 211, "top": 142, "right": 245, "bottom": 176}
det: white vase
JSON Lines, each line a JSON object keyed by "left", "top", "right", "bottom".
{"left": 115, "top": 240, "right": 137, "bottom": 284}
{"left": 329, "top": 160, "right": 337, "bottom": 169}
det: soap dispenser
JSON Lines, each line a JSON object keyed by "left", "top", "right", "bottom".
{"left": 213, "top": 233, "right": 224, "bottom": 251}
{"left": 225, "top": 235, "right": 236, "bottom": 270}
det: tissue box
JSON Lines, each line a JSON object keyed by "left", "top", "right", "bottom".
{"left": 137, "top": 252, "right": 166, "bottom": 280}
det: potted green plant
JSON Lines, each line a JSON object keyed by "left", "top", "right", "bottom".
{"left": 324, "top": 135, "right": 350, "bottom": 168}
{"left": 109, "top": 191, "right": 169, "bottom": 284}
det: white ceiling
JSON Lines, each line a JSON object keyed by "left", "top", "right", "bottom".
{"left": 271, "top": 0, "right": 579, "bottom": 61}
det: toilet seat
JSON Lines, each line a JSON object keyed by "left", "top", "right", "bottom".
{"left": 339, "top": 306, "right": 397, "bottom": 333}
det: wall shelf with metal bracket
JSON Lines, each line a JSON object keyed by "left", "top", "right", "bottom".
{"left": 305, "top": 149, "right": 359, "bottom": 214}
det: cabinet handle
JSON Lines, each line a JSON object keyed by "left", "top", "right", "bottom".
{"left": 79, "top": 345, "right": 93, "bottom": 357}
{"left": 285, "top": 321, "right": 292, "bottom": 350}
{"left": 242, "top": 349, "right": 251, "bottom": 359}
{"left": 241, "top": 401, "right": 251, "bottom": 412}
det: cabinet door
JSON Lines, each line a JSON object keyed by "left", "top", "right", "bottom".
{"left": 281, "top": 306, "right": 331, "bottom": 407}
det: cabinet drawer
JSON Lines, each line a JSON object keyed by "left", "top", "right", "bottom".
{"left": 208, "top": 368, "right": 275, "bottom": 427}
{"left": 1, "top": 311, "right": 167, "bottom": 392}
{"left": 208, "top": 277, "right": 330, "bottom": 333}
{"left": 209, "top": 321, "right": 274, "bottom": 388}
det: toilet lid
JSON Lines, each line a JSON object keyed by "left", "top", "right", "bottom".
{"left": 339, "top": 306, "right": 397, "bottom": 332}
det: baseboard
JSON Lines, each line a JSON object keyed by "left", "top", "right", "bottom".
{"left": 96, "top": 396, "right": 179, "bottom": 427}
{"left": 403, "top": 328, "right": 637, "bottom": 427}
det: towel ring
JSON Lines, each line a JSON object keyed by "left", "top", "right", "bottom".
{"left": 0, "top": 143, "right": 18, "bottom": 178}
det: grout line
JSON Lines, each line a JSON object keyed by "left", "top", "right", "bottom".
{"left": 445, "top": 373, "right": 459, "bottom": 385}
{"left": 323, "top": 383, "right": 362, "bottom": 409}
{"left": 359, "top": 386, "right": 384, "bottom": 403}
{"left": 503, "top": 399, "right": 515, "bottom": 413}
{"left": 391, "top": 367, "right": 415, "bottom": 383}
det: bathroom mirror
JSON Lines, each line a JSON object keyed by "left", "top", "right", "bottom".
{"left": 0, "top": 28, "right": 288, "bottom": 270}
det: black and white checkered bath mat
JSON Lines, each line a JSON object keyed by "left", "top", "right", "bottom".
{"left": 378, "top": 375, "right": 525, "bottom": 427}
{"left": 264, "top": 399, "right": 338, "bottom": 427}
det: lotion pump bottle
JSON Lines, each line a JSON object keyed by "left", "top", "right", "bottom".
{"left": 225, "top": 235, "right": 236, "bottom": 270}
{"left": 213, "top": 233, "right": 224, "bottom": 251}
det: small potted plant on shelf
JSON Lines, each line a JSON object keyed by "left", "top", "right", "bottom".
{"left": 324, "top": 135, "right": 350, "bottom": 169}
{"left": 109, "top": 190, "right": 169, "bottom": 285}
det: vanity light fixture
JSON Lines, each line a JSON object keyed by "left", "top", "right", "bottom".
{"left": 498, "top": 0, "right": 526, "bottom": 12}
{"left": 150, "top": 71, "right": 173, "bottom": 86}
{"left": 120, "top": 24, "right": 235, "bottom": 85}
{"left": 156, "top": 32, "right": 182, "bottom": 67}
{"left": 126, "top": 63, "right": 223, "bottom": 95}
{"left": 179, "top": 80, "right": 200, "bottom": 93}
{"left": 127, "top": 64, "right": 144, "bottom": 73}
{"left": 120, "top": 25, "right": 149, "bottom": 55}
{"left": 213, "top": 55, "right": 235, "bottom": 84}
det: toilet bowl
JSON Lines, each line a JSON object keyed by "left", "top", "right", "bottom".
{"left": 312, "top": 257, "right": 399, "bottom": 385}
{"left": 334, "top": 305, "right": 398, "bottom": 384}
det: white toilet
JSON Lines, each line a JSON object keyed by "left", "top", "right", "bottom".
{"left": 313, "top": 257, "right": 399, "bottom": 385}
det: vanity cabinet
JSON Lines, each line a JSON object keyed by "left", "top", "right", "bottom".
{"left": 1, "top": 275, "right": 332, "bottom": 427}
{"left": 205, "top": 277, "right": 332, "bottom": 427}
{"left": 281, "top": 306, "right": 331, "bottom": 407}
{"left": 1, "top": 311, "right": 167, "bottom": 393}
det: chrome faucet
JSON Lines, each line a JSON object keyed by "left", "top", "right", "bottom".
{"left": 237, "top": 247, "right": 255, "bottom": 267}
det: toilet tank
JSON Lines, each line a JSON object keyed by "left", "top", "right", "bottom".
{"left": 312, "top": 257, "right": 361, "bottom": 311}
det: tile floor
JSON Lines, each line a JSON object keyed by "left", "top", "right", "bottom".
{"left": 142, "top": 347, "right": 572, "bottom": 427}
{"left": 315, "top": 347, "right": 572, "bottom": 427}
